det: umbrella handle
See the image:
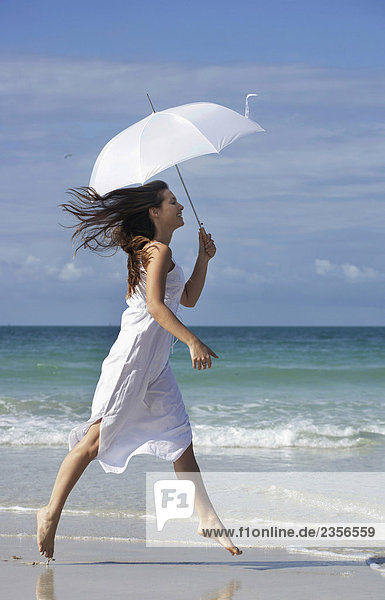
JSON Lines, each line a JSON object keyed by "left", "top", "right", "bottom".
{"left": 199, "top": 226, "right": 208, "bottom": 244}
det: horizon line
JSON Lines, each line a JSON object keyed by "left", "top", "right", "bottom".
{"left": 1, "top": 324, "right": 385, "bottom": 328}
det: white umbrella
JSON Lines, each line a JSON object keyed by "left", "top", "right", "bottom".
{"left": 89, "top": 97, "right": 265, "bottom": 228}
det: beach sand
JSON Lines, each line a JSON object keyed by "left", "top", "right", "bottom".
{"left": 1, "top": 535, "right": 384, "bottom": 599}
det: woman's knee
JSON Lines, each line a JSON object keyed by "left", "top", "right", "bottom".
{"left": 81, "top": 420, "right": 101, "bottom": 461}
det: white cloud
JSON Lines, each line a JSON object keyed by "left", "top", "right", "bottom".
{"left": 221, "top": 265, "right": 266, "bottom": 285}
{"left": 315, "top": 259, "right": 380, "bottom": 282}
{"left": 13, "top": 255, "right": 59, "bottom": 280}
{"left": 25, "top": 255, "right": 41, "bottom": 267}
{"left": 1, "top": 57, "right": 384, "bottom": 118}
{"left": 240, "top": 239, "right": 264, "bottom": 248}
{"left": 341, "top": 263, "right": 379, "bottom": 281}
{"left": 109, "top": 271, "right": 124, "bottom": 282}
{"left": 315, "top": 259, "right": 335, "bottom": 275}
{"left": 222, "top": 266, "right": 245, "bottom": 279}
{"left": 1, "top": 54, "right": 384, "bottom": 323}
{"left": 2, "top": 55, "right": 385, "bottom": 215}
{"left": 58, "top": 262, "right": 91, "bottom": 281}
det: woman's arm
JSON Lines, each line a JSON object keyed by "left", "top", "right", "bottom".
{"left": 180, "top": 231, "right": 216, "bottom": 308}
{"left": 146, "top": 243, "right": 218, "bottom": 369}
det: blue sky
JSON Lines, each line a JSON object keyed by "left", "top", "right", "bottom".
{"left": 1, "top": 0, "right": 384, "bottom": 325}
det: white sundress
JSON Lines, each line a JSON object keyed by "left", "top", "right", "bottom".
{"left": 68, "top": 252, "right": 192, "bottom": 474}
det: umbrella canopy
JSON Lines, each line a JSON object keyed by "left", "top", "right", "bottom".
{"left": 90, "top": 102, "right": 264, "bottom": 197}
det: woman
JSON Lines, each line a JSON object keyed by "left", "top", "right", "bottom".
{"left": 37, "top": 180, "right": 241, "bottom": 559}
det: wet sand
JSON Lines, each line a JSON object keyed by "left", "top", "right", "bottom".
{"left": 1, "top": 535, "right": 385, "bottom": 599}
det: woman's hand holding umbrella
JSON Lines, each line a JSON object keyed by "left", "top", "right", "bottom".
{"left": 198, "top": 231, "right": 216, "bottom": 261}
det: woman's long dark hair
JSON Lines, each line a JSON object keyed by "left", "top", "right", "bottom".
{"left": 60, "top": 180, "right": 168, "bottom": 297}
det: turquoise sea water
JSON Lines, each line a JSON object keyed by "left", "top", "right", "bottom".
{"left": 1, "top": 326, "right": 385, "bottom": 556}
{"left": 1, "top": 325, "right": 385, "bottom": 456}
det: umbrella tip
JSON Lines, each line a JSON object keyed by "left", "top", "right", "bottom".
{"left": 146, "top": 93, "right": 156, "bottom": 113}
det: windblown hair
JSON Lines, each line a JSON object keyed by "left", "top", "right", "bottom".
{"left": 60, "top": 180, "right": 168, "bottom": 297}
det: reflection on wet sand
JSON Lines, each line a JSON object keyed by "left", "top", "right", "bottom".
{"left": 35, "top": 568, "right": 240, "bottom": 600}
{"left": 201, "top": 579, "right": 241, "bottom": 600}
{"left": 36, "top": 567, "right": 55, "bottom": 600}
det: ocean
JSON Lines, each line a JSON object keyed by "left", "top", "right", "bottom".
{"left": 1, "top": 326, "right": 385, "bottom": 564}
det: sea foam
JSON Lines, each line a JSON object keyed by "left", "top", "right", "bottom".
{"left": 192, "top": 422, "right": 384, "bottom": 449}
{"left": 1, "top": 414, "right": 384, "bottom": 448}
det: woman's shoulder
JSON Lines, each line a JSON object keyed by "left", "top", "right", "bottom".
{"left": 143, "top": 241, "right": 173, "bottom": 272}
{"left": 144, "top": 241, "right": 172, "bottom": 258}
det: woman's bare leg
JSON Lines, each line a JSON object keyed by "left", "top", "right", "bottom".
{"left": 173, "top": 443, "right": 242, "bottom": 556}
{"left": 37, "top": 420, "right": 101, "bottom": 559}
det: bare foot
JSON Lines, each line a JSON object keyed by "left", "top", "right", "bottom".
{"left": 37, "top": 507, "right": 58, "bottom": 559}
{"left": 198, "top": 518, "right": 242, "bottom": 556}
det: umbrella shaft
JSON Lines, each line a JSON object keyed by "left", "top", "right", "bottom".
{"left": 146, "top": 93, "right": 204, "bottom": 232}
{"left": 175, "top": 164, "right": 202, "bottom": 228}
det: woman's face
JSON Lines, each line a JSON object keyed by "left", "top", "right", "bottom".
{"left": 154, "top": 189, "right": 184, "bottom": 230}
